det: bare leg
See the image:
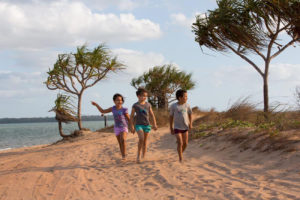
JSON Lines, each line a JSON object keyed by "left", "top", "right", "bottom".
{"left": 120, "top": 132, "right": 127, "bottom": 159}
{"left": 182, "top": 131, "right": 188, "bottom": 153}
{"left": 137, "top": 130, "right": 144, "bottom": 163}
{"left": 116, "top": 135, "right": 124, "bottom": 157}
{"left": 142, "top": 132, "right": 149, "bottom": 158}
{"left": 175, "top": 134, "right": 183, "bottom": 162}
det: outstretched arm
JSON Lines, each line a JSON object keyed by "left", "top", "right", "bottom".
{"left": 149, "top": 106, "right": 157, "bottom": 130}
{"left": 91, "top": 101, "right": 112, "bottom": 114}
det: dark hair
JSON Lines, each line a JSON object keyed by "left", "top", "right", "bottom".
{"left": 113, "top": 93, "right": 124, "bottom": 102}
{"left": 176, "top": 89, "right": 187, "bottom": 100}
{"left": 136, "top": 88, "right": 148, "bottom": 96}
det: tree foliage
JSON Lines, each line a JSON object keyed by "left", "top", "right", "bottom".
{"left": 45, "top": 44, "right": 124, "bottom": 129}
{"left": 49, "top": 94, "right": 78, "bottom": 138}
{"left": 192, "top": 0, "right": 300, "bottom": 113}
{"left": 131, "top": 64, "right": 195, "bottom": 109}
{"left": 50, "top": 94, "right": 78, "bottom": 123}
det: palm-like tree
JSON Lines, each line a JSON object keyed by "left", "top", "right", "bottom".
{"left": 45, "top": 44, "right": 124, "bottom": 129}
{"left": 131, "top": 64, "right": 195, "bottom": 109}
{"left": 50, "top": 94, "right": 78, "bottom": 138}
{"left": 192, "top": 0, "right": 300, "bottom": 113}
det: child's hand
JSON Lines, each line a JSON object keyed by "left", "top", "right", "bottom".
{"left": 130, "top": 126, "right": 135, "bottom": 134}
{"left": 170, "top": 127, "right": 175, "bottom": 135}
{"left": 189, "top": 124, "right": 193, "bottom": 130}
{"left": 91, "top": 101, "right": 97, "bottom": 106}
{"left": 153, "top": 124, "right": 158, "bottom": 131}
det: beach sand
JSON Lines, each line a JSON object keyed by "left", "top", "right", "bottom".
{"left": 0, "top": 127, "right": 299, "bottom": 200}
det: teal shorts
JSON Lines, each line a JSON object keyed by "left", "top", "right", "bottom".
{"left": 135, "top": 125, "right": 151, "bottom": 133}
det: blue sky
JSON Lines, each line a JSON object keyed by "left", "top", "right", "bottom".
{"left": 0, "top": 0, "right": 299, "bottom": 118}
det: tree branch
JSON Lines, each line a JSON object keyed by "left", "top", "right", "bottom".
{"left": 271, "top": 38, "right": 299, "bottom": 60}
{"left": 67, "top": 74, "right": 79, "bottom": 94}
{"left": 62, "top": 68, "right": 77, "bottom": 94}
{"left": 251, "top": 47, "right": 266, "bottom": 61}
{"left": 75, "top": 64, "right": 84, "bottom": 88}
{"left": 265, "top": 15, "right": 281, "bottom": 76}
{"left": 220, "top": 41, "right": 264, "bottom": 77}
{"left": 47, "top": 80, "right": 77, "bottom": 95}
{"left": 85, "top": 69, "right": 110, "bottom": 89}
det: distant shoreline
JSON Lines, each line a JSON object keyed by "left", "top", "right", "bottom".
{"left": 0, "top": 115, "right": 114, "bottom": 124}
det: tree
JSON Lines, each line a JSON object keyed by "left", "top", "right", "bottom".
{"left": 131, "top": 64, "right": 195, "bottom": 109}
{"left": 49, "top": 94, "right": 79, "bottom": 138}
{"left": 45, "top": 44, "right": 124, "bottom": 129}
{"left": 192, "top": 0, "right": 300, "bottom": 113}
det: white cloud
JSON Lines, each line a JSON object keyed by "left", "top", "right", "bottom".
{"left": 11, "top": 49, "right": 59, "bottom": 69}
{"left": 270, "top": 63, "right": 300, "bottom": 83}
{"left": 117, "top": 0, "right": 138, "bottom": 11}
{"left": 0, "top": 0, "right": 146, "bottom": 11}
{"left": 2, "top": 47, "right": 170, "bottom": 72}
{"left": 213, "top": 64, "right": 260, "bottom": 87}
{"left": 210, "top": 63, "right": 300, "bottom": 105}
{"left": 170, "top": 12, "right": 205, "bottom": 28}
{"left": 0, "top": 48, "right": 173, "bottom": 98}
{"left": 113, "top": 48, "right": 168, "bottom": 77}
{"left": 0, "top": 1, "right": 162, "bottom": 50}
{"left": 0, "top": 71, "right": 47, "bottom": 98}
{"left": 213, "top": 63, "right": 300, "bottom": 86}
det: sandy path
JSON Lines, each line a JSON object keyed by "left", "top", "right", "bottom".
{"left": 0, "top": 127, "right": 299, "bottom": 200}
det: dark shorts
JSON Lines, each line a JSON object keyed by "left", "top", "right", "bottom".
{"left": 174, "top": 129, "right": 188, "bottom": 134}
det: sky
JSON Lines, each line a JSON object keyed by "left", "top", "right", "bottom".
{"left": 0, "top": 0, "right": 299, "bottom": 118}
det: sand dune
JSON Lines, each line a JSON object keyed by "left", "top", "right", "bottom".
{"left": 0, "top": 127, "right": 299, "bottom": 200}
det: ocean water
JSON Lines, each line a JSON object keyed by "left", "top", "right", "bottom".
{"left": 0, "top": 120, "right": 114, "bottom": 151}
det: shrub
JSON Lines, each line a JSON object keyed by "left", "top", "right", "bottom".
{"left": 224, "top": 97, "right": 257, "bottom": 121}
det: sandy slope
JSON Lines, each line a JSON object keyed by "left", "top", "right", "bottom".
{"left": 0, "top": 127, "right": 299, "bottom": 200}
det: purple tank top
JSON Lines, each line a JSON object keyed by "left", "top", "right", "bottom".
{"left": 112, "top": 106, "right": 128, "bottom": 128}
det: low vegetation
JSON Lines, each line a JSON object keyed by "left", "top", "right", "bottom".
{"left": 190, "top": 98, "right": 300, "bottom": 152}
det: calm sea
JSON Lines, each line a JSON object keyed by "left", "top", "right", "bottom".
{"left": 0, "top": 120, "right": 114, "bottom": 151}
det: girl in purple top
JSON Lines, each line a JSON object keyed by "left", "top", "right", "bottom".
{"left": 91, "top": 93, "right": 130, "bottom": 161}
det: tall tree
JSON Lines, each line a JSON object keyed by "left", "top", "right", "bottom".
{"left": 131, "top": 64, "right": 195, "bottom": 109}
{"left": 192, "top": 0, "right": 300, "bottom": 112}
{"left": 45, "top": 44, "right": 124, "bottom": 129}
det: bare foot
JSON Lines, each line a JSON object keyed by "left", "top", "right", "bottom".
{"left": 136, "top": 156, "right": 141, "bottom": 163}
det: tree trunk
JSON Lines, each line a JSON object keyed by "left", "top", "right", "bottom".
{"left": 104, "top": 115, "right": 107, "bottom": 128}
{"left": 165, "top": 96, "right": 168, "bottom": 110}
{"left": 263, "top": 76, "right": 269, "bottom": 113}
{"left": 157, "top": 96, "right": 166, "bottom": 109}
{"left": 58, "top": 121, "right": 68, "bottom": 138}
{"left": 77, "top": 93, "right": 83, "bottom": 130}
{"left": 263, "top": 61, "right": 270, "bottom": 113}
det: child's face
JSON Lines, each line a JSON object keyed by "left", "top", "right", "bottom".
{"left": 114, "top": 96, "right": 123, "bottom": 106}
{"left": 178, "top": 92, "right": 188, "bottom": 104}
{"left": 138, "top": 92, "right": 148, "bottom": 102}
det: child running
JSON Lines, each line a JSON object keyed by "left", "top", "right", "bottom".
{"left": 130, "top": 88, "right": 157, "bottom": 163}
{"left": 91, "top": 93, "right": 130, "bottom": 161}
{"left": 169, "top": 89, "right": 193, "bottom": 162}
